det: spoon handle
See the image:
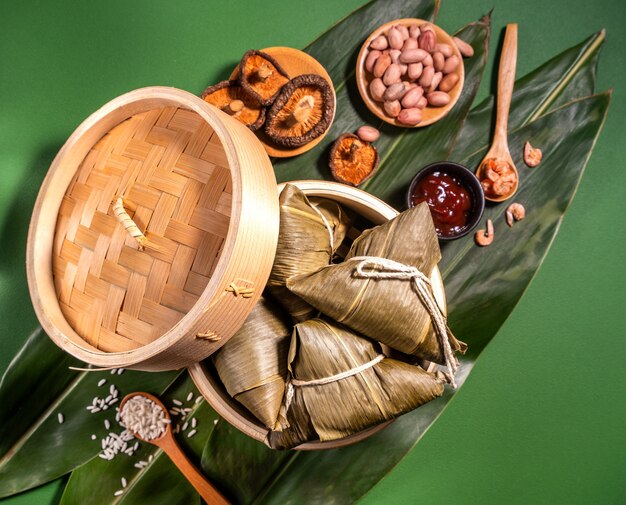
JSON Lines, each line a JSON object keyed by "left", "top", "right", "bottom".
{"left": 159, "top": 434, "right": 230, "bottom": 505}
{"left": 494, "top": 24, "right": 518, "bottom": 149}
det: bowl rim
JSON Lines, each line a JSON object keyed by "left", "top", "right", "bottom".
{"left": 406, "top": 161, "right": 486, "bottom": 240}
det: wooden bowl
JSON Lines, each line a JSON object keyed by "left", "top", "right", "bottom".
{"left": 27, "top": 87, "right": 279, "bottom": 371}
{"left": 188, "top": 180, "right": 446, "bottom": 450}
{"left": 229, "top": 47, "right": 336, "bottom": 158}
{"left": 356, "top": 19, "right": 464, "bottom": 128}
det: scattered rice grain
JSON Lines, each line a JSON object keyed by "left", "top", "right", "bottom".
{"left": 91, "top": 434, "right": 97, "bottom": 440}
{"left": 57, "top": 413, "right": 64, "bottom": 424}
{"left": 187, "top": 429, "right": 197, "bottom": 438}
{"left": 121, "top": 477, "right": 127, "bottom": 488}
{"left": 114, "top": 489, "right": 124, "bottom": 496}
{"left": 182, "top": 421, "right": 189, "bottom": 431}
{"left": 117, "top": 368, "right": 124, "bottom": 375}
{"left": 186, "top": 392, "right": 193, "bottom": 402}
{"left": 104, "top": 419, "right": 111, "bottom": 430}
{"left": 98, "top": 379, "right": 107, "bottom": 387}
{"left": 191, "top": 418, "right": 197, "bottom": 429}
{"left": 172, "top": 399, "right": 183, "bottom": 406}
{"left": 195, "top": 396, "right": 202, "bottom": 404}
{"left": 213, "top": 419, "right": 218, "bottom": 425}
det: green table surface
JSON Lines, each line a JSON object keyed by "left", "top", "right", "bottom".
{"left": 1, "top": 0, "right": 625, "bottom": 503}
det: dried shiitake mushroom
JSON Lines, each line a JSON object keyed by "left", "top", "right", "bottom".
{"left": 201, "top": 80, "right": 266, "bottom": 131}
{"left": 329, "top": 133, "right": 380, "bottom": 186}
{"left": 264, "top": 74, "right": 335, "bottom": 148}
{"left": 239, "top": 50, "right": 290, "bottom": 106}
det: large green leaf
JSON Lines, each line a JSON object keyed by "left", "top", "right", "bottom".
{"left": 60, "top": 374, "right": 219, "bottom": 505}
{"left": 0, "top": 329, "right": 181, "bottom": 498}
{"left": 250, "top": 92, "right": 611, "bottom": 505}
{"left": 200, "top": 37, "right": 608, "bottom": 505}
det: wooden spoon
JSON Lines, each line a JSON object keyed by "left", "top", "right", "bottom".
{"left": 120, "top": 392, "right": 230, "bottom": 505}
{"left": 476, "top": 23, "right": 519, "bottom": 202}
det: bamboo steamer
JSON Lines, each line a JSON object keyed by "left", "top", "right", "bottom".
{"left": 188, "top": 180, "right": 446, "bottom": 450}
{"left": 27, "top": 87, "right": 279, "bottom": 371}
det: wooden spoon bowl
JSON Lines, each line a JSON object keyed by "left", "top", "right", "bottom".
{"left": 476, "top": 24, "right": 519, "bottom": 203}
{"left": 120, "top": 392, "right": 230, "bottom": 505}
{"left": 356, "top": 18, "right": 465, "bottom": 128}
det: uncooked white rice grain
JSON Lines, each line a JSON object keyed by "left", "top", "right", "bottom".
{"left": 114, "top": 489, "right": 124, "bottom": 496}
{"left": 191, "top": 418, "right": 197, "bottom": 429}
{"left": 110, "top": 369, "right": 117, "bottom": 375}
{"left": 187, "top": 429, "right": 197, "bottom": 438}
{"left": 186, "top": 392, "right": 193, "bottom": 402}
{"left": 117, "top": 368, "right": 124, "bottom": 375}
{"left": 104, "top": 419, "right": 111, "bottom": 430}
{"left": 91, "top": 434, "right": 96, "bottom": 440}
{"left": 213, "top": 419, "right": 218, "bottom": 425}
{"left": 57, "top": 413, "right": 64, "bottom": 424}
{"left": 195, "top": 396, "right": 202, "bottom": 404}
{"left": 98, "top": 379, "right": 106, "bottom": 387}
{"left": 172, "top": 399, "right": 183, "bottom": 406}
{"left": 121, "top": 477, "right": 127, "bottom": 488}
{"left": 148, "top": 454, "right": 153, "bottom": 462}
{"left": 182, "top": 421, "right": 189, "bottom": 431}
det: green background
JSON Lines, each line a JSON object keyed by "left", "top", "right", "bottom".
{"left": 1, "top": 0, "right": 625, "bottom": 503}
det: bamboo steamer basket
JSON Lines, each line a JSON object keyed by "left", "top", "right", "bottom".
{"left": 189, "top": 180, "right": 446, "bottom": 450}
{"left": 27, "top": 87, "right": 279, "bottom": 371}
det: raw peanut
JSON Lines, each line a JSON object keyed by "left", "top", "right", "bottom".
{"left": 418, "top": 30, "right": 436, "bottom": 52}
{"left": 439, "top": 72, "right": 459, "bottom": 92}
{"left": 443, "top": 55, "right": 460, "bottom": 74}
{"left": 435, "top": 43, "right": 453, "bottom": 57}
{"left": 383, "top": 82, "right": 407, "bottom": 101}
{"left": 402, "top": 37, "right": 418, "bottom": 51}
{"left": 407, "top": 62, "right": 423, "bottom": 81}
{"left": 433, "top": 51, "right": 444, "bottom": 72}
{"left": 356, "top": 125, "right": 380, "bottom": 143}
{"left": 422, "top": 53, "right": 433, "bottom": 68}
{"left": 399, "top": 63, "right": 408, "bottom": 76}
{"left": 409, "top": 25, "right": 421, "bottom": 38}
{"left": 365, "top": 50, "right": 381, "bottom": 73}
{"left": 383, "top": 63, "right": 402, "bottom": 85}
{"left": 418, "top": 65, "right": 435, "bottom": 88}
{"left": 401, "top": 86, "right": 424, "bottom": 108}
{"left": 420, "top": 23, "right": 435, "bottom": 33}
{"left": 388, "top": 49, "right": 401, "bottom": 64}
{"left": 453, "top": 36, "right": 474, "bottom": 57}
{"left": 399, "top": 48, "right": 428, "bottom": 64}
{"left": 404, "top": 81, "right": 418, "bottom": 90}
{"left": 383, "top": 100, "right": 401, "bottom": 118}
{"left": 427, "top": 91, "right": 450, "bottom": 107}
{"left": 373, "top": 52, "right": 392, "bottom": 78}
{"left": 369, "top": 78, "right": 387, "bottom": 102}
{"left": 397, "top": 107, "right": 423, "bottom": 125}
{"left": 429, "top": 71, "right": 443, "bottom": 92}
{"left": 387, "top": 27, "right": 404, "bottom": 50}
{"left": 396, "top": 24, "right": 409, "bottom": 40}
{"left": 370, "top": 35, "right": 389, "bottom": 51}
{"left": 416, "top": 96, "right": 428, "bottom": 109}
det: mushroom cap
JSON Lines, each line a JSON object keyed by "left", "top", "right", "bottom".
{"left": 201, "top": 80, "right": 266, "bottom": 131}
{"left": 264, "top": 74, "right": 335, "bottom": 148}
{"left": 329, "top": 133, "right": 380, "bottom": 187}
{"left": 239, "top": 50, "right": 290, "bottom": 106}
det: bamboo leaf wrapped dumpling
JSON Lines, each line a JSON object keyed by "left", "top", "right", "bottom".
{"left": 267, "top": 318, "right": 447, "bottom": 450}
{"left": 309, "top": 197, "right": 352, "bottom": 256}
{"left": 212, "top": 297, "right": 291, "bottom": 430}
{"left": 267, "top": 184, "right": 347, "bottom": 321}
{"left": 286, "top": 203, "right": 466, "bottom": 374}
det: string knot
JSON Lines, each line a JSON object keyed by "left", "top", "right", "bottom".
{"left": 226, "top": 282, "right": 255, "bottom": 298}
{"left": 348, "top": 256, "right": 458, "bottom": 388}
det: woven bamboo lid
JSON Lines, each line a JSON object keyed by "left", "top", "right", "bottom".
{"left": 27, "top": 87, "right": 279, "bottom": 371}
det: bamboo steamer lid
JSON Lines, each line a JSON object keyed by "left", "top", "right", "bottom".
{"left": 27, "top": 87, "right": 279, "bottom": 371}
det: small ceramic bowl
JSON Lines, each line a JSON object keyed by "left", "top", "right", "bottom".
{"left": 406, "top": 161, "right": 485, "bottom": 240}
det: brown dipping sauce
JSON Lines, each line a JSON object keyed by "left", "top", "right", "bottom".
{"left": 411, "top": 171, "right": 472, "bottom": 236}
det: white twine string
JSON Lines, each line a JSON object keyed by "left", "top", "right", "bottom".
{"left": 284, "top": 354, "right": 384, "bottom": 412}
{"left": 348, "top": 256, "right": 458, "bottom": 388}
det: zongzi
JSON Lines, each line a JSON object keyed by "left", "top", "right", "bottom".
{"left": 267, "top": 318, "right": 447, "bottom": 449}
{"left": 286, "top": 203, "right": 466, "bottom": 376}
{"left": 212, "top": 297, "right": 291, "bottom": 430}
{"left": 267, "top": 184, "right": 335, "bottom": 321}
{"left": 309, "top": 197, "right": 352, "bottom": 255}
